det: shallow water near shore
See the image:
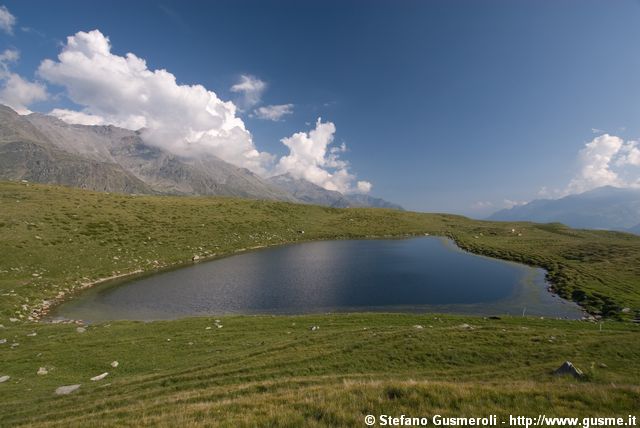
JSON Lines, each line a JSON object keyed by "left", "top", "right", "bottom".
{"left": 51, "top": 237, "right": 584, "bottom": 322}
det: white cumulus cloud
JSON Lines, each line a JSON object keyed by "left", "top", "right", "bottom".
{"left": 0, "top": 49, "right": 48, "bottom": 114}
{"left": 230, "top": 74, "right": 266, "bottom": 111}
{"left": 565, "top": 134, "right": 640, "bottom": 194}
{"left": 274, "top": 118, "right": 371, "bottom": 194}
{"left": 253, "top": 103, "right": 293, "bottom": 121}
{"left": 357, "top": 180, "right": 372, "bottom": 193}
{"left": 49, "top": 108, "right": 106, "bottom": 126}
{"left": 0, "top": 5, "right": 15, "bottom": 35}
{"left": 38, "top": 30, "right": 273, "bottom": 174}
{"left": 567, "top": 134, "right": 624, "bottom": 193}
{"left": 503, "top": 199, "right": 527, "bottom": 209}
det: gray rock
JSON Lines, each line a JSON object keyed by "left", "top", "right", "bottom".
{"left": 76, "top": 327, "right": 86, "bottom": 333}
{"left": 310, "top": 325, "right": 320, "bottom": 331}
{"left": 37, "top": 367, "right": 48, "bottom": 375}
{"left": 110, "top": 361, "right": 119, "bottom": 368}
{"left": 55, "top": 384, "right": 80, "bottom": 395}
{"left": 0, "top": 375, "right": 9, "bottom": 383}
{"left": 553, "top": 361, "right": 585, "bottom": 379}
{"left": 90, "top": 372, "right": 108, "bottom": 381}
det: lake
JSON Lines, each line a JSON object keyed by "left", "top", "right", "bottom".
{"left": 51, "top": 237, "right": 584, "bottom": 321}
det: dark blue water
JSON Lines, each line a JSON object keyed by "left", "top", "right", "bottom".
{"left": 51, "top": 237, "right": 584, "bottom": 321}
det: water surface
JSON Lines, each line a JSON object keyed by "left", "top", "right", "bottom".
{"left": 51, "top": 237, "right": 583, "bottom": 321}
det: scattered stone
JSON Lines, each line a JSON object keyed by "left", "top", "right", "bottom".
{"left": 37, "top": 367, "right": 48, "bottom": 376}
{"left": 9, "top": 318, "right": 18, "bottom": 323}
{"left": 110, "top": 361, "right": 119, "bottom": 368}
{"left": 90, "top": 372, "right": 109, "bottom": 381}
{"left": 76, "top": 327, "right": 86, "bottom": 334}
{"left": 310, "top": 325, "right": 320, "bottom": 331}
{"left": 0, "top": 339, "right": 6, "bottom": 344}
{"left": 621, "top": 307, "right": 631, "bottom": 313}
{"left": 458, "top": 323, "right": 473, "bottom": 330}
{"left": 55, "top": 384, "right": 81, "bottom": 395}
{"left": 205, "top": 326, "right": 212, "bottom": 330}
{"left": 413, "top": 325, "right": 424, "bottom": 330}
{"left": 598, "top": 363, "right": 608, "bottom": 368}
{"left": 216, "top": 324, "right": 223, "bottom": 329}
{"left": 166, "top": 338, "right": 171, "bottom": 341}
{"left": 192, "top": 255, "right": 200, "bottom": 261}
{"left": 10, "top": 343, "right": 19, "bottom": 348}
{"left": 27, "top": 332, "right": 37, "bottom": 337}
{"left": 553, "top": 361, "right": 585, "bottom": 379}
{"left": 0, "top": 375, "right": 10, "bottom": 383}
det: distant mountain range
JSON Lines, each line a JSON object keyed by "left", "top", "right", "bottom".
{"left": 488, "top": 186, "right": 640, "bottom": 234}
{"left": 267, "top": 173, "right": 403, "bottom": 209}
{"left": 0, "top": 105, "right": 401, "bottom": 209}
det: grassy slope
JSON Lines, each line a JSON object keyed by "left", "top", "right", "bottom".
{"left": 1, "top": 315, "right": 639, "bottom": 427}
{"left": 1, "top": 181, "right": 639, "bottom": 320}
{"left": 0, "top": 181, "right": 639, "bottom": 426}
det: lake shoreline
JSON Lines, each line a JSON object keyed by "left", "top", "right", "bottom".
{"left": 44, "top": 234, "right": 588, "bottom": 323}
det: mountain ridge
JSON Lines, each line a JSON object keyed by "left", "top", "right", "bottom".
{"left": 0, "top": 105, "right": 401, "bottom": 209}
{"left": 488, "top": 186, "right": 640, "bottom": 234}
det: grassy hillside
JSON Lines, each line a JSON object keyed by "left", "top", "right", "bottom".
{"left": 1, "top": 181, "right": 639, "bottom": 426}
{"left": 0, "top": 181, "right": 639, "bottom": 321}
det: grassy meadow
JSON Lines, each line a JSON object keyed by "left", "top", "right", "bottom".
{"left": 0, "top": 181, "right": 639, "bottom": 426}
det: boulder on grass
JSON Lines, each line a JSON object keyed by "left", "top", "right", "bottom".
{"left": 553, "top": 361, "right": 584, "bottom": 379}
{"left": 55, "top": 384, "right": 80, "bottom": 395}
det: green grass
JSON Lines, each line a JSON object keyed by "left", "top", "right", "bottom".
{"left": 0, "top": 314, "right": 638, "bottom": 426}
{"left": 1, "top": 181, "right": 639, "bottom": 321}
{"left": 1, "top": 181, "right": 639, "bottom": 426}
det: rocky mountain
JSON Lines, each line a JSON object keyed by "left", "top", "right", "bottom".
{"left": 0, "top": 106, "right": 154, "bottom": 193}
{"left": 267, "top": 174, "right": 352, "bottom": 207}
{"left": 343, "top": 193, "right": 404, "bottom": 210}
{"left": 0, "top": 105, "right": 296, "bottom": 201}
{"left": 267, "top": 174, "right": 403, "bottom": 209}
{"left": 0, "top": 105, "right": 402, "bottom": 209}
{"left": 488, "top": 186, "right": 640, "bottom": 234}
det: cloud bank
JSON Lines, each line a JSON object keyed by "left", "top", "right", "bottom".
{"left": 0, "top": 5, "right": 15, "bottom": 35}
{"left": 38, "top": 30, "right": 273, "bottom": 175}
{"left": 274, "top": 118, "right": 371, "bottom": 194}
{"left": 567, "top": 134, "right": 640, "bottom": 194}
{"left": 0, "top": 49, "right": 48, "bottom": 114}
{"left": 253, "top": 103, "right": 293, "bottom": 121}
{"left": 230, "top": 74, "right": 266, "bottom": 111}
{"left": 32, "top": 29, "right": 370, "bottom": 193}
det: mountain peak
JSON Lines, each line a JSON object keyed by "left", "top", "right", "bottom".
{"left": 489, "top": 186, "right": 640, "bottom": 234}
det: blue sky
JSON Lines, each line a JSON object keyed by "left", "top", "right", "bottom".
{"left": 1, "top": 0, "right": 640, "bottom": 216}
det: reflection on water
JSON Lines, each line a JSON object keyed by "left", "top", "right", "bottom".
{"left": 51, "top": 237, "right": 584, "bottom": 322}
